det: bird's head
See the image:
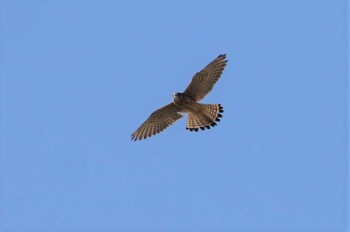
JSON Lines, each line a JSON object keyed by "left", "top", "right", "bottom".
{"left": 172, "top": 92, "right": 179, "bottom": 100}
{"left": 172, "top": 92, "right": 183, "bottom": 104}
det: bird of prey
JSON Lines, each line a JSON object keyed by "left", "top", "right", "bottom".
{"left": 131, "top": 54, "right": 227, "bottom": 141}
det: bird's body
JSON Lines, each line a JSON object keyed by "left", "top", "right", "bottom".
{"left": 131, "top": 54, "right": 227, "bottom": 141}
{"left": 173, "top": 93, "right": 197, "bottom": 111}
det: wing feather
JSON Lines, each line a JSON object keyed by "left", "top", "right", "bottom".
{"left": 183, "top": 54, "right": 227, "bottom": 101}
{"left": 131, "top": 103, "right": 183, "bottom": 141}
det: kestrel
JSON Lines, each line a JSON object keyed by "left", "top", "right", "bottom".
{"left": 131, "top": 54, "right": 227, "bottom": 141}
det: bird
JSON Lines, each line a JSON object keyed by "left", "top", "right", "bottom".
{"left": 131, "top": 54, "right": 227, "bottom": 141}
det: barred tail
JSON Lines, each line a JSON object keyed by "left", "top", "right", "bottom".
{"left": 186, "top": 104, "right": 223, "bottom": 132}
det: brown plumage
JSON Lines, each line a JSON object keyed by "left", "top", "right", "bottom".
{"left": 186, "top": 104, "right": 224, "bottom": 131}
{"left": 131, "top": 54, "right": 227, "bottom": 141}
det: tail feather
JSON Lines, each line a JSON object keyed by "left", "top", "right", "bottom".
{"left": 186, "top": 104, "right": 223, "bottom": 131}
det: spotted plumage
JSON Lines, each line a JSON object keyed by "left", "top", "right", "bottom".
{"left": 131, "top": 54, "right": 227, "bottom": 141}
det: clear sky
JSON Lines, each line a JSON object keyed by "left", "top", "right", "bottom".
{"left": 1, "top": 1, "right": 348, "bottom": 231}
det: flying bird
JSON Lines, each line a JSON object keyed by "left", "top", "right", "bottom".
{"left": 131, "top": 54, "right": 227, "bottom": 141}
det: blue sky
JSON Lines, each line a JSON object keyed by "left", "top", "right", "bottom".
{"left": 1, "top": 1, "right": 348, "bottom": 231}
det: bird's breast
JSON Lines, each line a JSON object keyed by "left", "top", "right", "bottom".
{"left": 173, "top": 95, "right": 200, "bottom": 113}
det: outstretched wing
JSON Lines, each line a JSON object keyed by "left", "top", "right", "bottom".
{"left": 131, "top": 103, "right": 183, "bottom": 141}
{"left": 183, "top": 54, "right": 227, "bottom": 101}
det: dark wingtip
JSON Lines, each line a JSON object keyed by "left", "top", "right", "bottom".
{"left": 215, "top": 118, "right": 221, "bottom": 122}
{"left": 206, "top": 125, "right": 211, "bottom": 129}
{"left": 200, "top": 127, "right": 205, "bottom": 130}
{"left": 131, "top": 134, "right": 137, "bottom": 142}
{"left": 211, "top": 122, "right": 217, "bottom": 127}
{"left": 194, "top": 128, "right": 199, "bottom": 132}
{"left": 218, "top": 54, "right": 227, "bottom": 64}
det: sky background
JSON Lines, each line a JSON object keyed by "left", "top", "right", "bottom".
{"left": 0, "top": 1, "right": 348, "bottom": 232}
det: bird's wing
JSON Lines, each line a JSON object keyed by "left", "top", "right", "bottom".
{"left": 131, "top": 103, "right": 183, "bottom": 141}
{"left": 183, "top": 54, "right": 227, "bottom": 101}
